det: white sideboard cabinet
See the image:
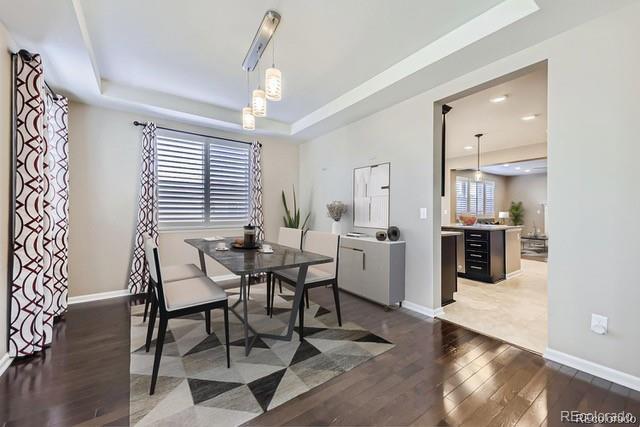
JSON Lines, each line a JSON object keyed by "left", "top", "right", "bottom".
{"left": 338, "top": 236, "right": 405, "bottom": 307}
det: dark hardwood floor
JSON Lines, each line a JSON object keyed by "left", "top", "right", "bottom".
{"left": 0, "top": 288, "right": 638, "bottom": 426}
{"left": 0, "top": 297, "right": 132, "bottom": 427}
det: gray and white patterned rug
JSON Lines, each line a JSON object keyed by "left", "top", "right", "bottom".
{"left": 129, "top": 282, "right": 394, "bottom": 426}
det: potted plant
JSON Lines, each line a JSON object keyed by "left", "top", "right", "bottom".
{"left": 326, "top": 201, "right": 348, "bottom": 235}
{"left": 509, "top": 201, "right": 524, "bottom": 226}
{"left": 282, "top": 186, "right": 310, "bottom": 229}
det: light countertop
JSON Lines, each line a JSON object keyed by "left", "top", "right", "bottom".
{"left": 442, "top": 224, "right": 523, "bottom": 231}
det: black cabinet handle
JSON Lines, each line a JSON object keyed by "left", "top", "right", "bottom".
{"left": 469, "top": 243, "right": 482, "bottom": 247}
{"left": 470, "top": 254, "right": 482, "bottom": 258}
{"left": 470, "top": 266, "right": 482, "bottom": 270}
{"left": 470, "top": 233, "right": 482, "bottom": 238}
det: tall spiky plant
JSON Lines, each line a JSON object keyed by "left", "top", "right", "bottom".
{"left": 282, "top": 186, "right": 310, "bottom": 229}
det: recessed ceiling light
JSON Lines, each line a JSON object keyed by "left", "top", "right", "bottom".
{"left": 515, "top": 166, "right": 521, "bottom": 170}
{"left": 525, "top": 169, "right": 531, "bottom": 172}
{"left": 521, "top": 114, "right": 537, "bottom": 121}
{"left": 490, "top": 95, "right": 508, "bottom": 103}
{"left": 464, "top": 146, "right": 473, "bottom": 150}
{"left": 503, "top": 163, "right": 510, "bottom": 167}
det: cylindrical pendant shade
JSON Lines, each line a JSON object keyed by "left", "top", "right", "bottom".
{"left": 474, "top": 170, "right": 483, "bottom": 182}
{"left": 265, "top": 67, "right": 282, "bottom": 101}
{"left": 242, "top": 106, "right": 255, "bottom": 130}
{"left": 252, "top": 88, "right": 266, "bottom": 117}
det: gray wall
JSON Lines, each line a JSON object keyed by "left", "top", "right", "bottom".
{"left": 299, "top": 96, "right": 436, "bottom": 309}
{"left": 299, "top": 2, "right": 640, "bottom": 379}
{"left": 68, "top": 102, "right": 299, "bottom": 297}
{"left": 505, "top": 173, "right": 547, "bottom": 235}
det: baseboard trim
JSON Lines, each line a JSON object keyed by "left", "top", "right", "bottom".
{"left": 544, "top": 348, "right": 640, "bottom": 392}
{"left": 506, "top": 269, "right": 522, "bottom": 279}
{"left": 68, "top": 289, "right": 130, "bottom": 305}
{"left": 68, "top": 274, "right": 240, "bottom": 306}
{"left": 0, "top": 353, "right": 13, "bottom": 377}
{"left": 402, "top": 300, "right": 444, "bottom": 318}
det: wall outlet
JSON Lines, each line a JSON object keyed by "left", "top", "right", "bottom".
{"left": 420, "top": 208, "right": 427, "bottom": 219}
{"left": 591, "top": 313, "right": 608, "bottom": 335}
{"left": 443, "top": 209, "right": 448, "bottom": 215}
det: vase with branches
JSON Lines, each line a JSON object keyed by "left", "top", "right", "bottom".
{"left": 282, "top": 186, "right": 310, "bottom": 229}
{"left": 326, "top": 201, "right": 348, "bottom": 235}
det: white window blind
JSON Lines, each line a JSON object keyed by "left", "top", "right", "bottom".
{"left": 456, "top": 176, "right": 469, "bottom": 215}
{"left": 157, "top": 130, "right": 251, "bottom": 229}
{"left": 485, "top": 181, "right": 495, "bottom": 215}
{"left": 455, "top": 175, "right": 496, "bottom": 217}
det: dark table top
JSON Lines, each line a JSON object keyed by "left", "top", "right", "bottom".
{"left": 184, "top": 237, "right": 333, "bottom": 275}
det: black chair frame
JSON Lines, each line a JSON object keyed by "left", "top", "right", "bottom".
{"left": 266, "top": 235, "right": 341, "bottom": 341}
{"left": 144, "top": 247, "right": 230, "bottom": 395}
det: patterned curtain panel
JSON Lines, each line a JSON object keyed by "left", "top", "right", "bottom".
{"left": 128, "top": 123, "right": 158, "bottom": 295}
{"left": 249, "top": 141, "right": 265, "bottom": 241}
{"left": 9, "top": 51, "right": 70, "bottom": 357}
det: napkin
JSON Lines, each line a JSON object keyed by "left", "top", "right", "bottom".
{"left": 204, "top": 236, "right": 225, "bottom": 241}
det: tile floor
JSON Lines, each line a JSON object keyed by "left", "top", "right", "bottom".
{"left": 439, "top": 259, "right": 547, "bottom": 353}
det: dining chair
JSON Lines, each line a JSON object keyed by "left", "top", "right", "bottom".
{"left": 143, "top": 237, "right": 230, "bottom": 395}
{"left": 142, "top": 236, "right": 205, "bottom": 322}
{"left": 270, "top": 231, "right": 341, "bottom": 340}
{"left": 265, "top": 227, "right": 304, "bottom": 315}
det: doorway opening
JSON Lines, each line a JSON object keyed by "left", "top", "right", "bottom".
{"left": 435, "top": 61, "right": 548, "bottom": 354}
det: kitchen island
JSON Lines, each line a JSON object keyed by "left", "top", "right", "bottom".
{"left": 441, "top": 224, "right": 522, "bottom": 283}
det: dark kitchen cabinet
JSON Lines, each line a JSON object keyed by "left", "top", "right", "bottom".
{"left": 463, "top": 229, "right": 505, "bottom": 283}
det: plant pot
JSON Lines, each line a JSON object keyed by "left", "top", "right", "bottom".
{"left": 331, "top": 221, "right": 342, "bottom": 235}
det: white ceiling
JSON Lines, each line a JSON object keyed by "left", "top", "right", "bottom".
{"left": 82, "top": 0, "right": 504, "bottom": 123}
{"left": 0, "top": 0, "right": 634, "bottom": 139}
{"left": 481, "top": 158, "right": 547, "bottom": 176}
{"left": 446, "top": 64, "right": 547, "bottom": 159}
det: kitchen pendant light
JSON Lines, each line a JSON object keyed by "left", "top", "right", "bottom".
{"left": 265, "top": 38, "right": 282, "bottom": 101}
{"left": 474, "top": 133, "right": 483, "bottom": 182}
{"left": 242, "top": 71, "right": 255, "bottom": 130}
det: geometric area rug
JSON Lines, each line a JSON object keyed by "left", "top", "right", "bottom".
{"left": 129, "top": 282, "right": 394, "bottom": 426}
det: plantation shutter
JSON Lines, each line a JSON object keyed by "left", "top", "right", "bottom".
{"left": 485, "top": 180, "right": 495, "bottom": 215}
{"left": 157, "top": 135, "right": 206, "bottom": 225}
{"left": 456, "top": 176, "right": 469, "bottom": 214}
{"left": 209, "top": 142, "right": 250, "bottom": 225}
{"left": 157, "top": 129, "right": 250, "bottom": 229}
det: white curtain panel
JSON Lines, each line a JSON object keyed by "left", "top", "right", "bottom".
{"left": 9, "top": 51, "right": 69, "bottom": 357}
{"left": 128, "top": 123, "right": 158, "bottom": 295}
{"left": 249, "top": 141, "right": 265, "bottom": 241}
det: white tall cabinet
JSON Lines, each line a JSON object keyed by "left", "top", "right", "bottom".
{"left": 338, "top": 236, "right": 405, "bottom": 307}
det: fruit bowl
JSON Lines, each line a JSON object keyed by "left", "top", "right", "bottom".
{"left": 458, "top": 213, "right": 478, "bottom": 226}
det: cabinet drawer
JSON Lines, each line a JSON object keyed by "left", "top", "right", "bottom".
{"left": 465, "top": 230, "right": 489, "bottom": 241}
{"left": 466, "top": 240, "right": 488, "bottom": 252}
{"left": 466, "top": 260, "right": 489, "bottom": 275}
{"left": 466, "top": 250, "right": 488, "bottom": 262}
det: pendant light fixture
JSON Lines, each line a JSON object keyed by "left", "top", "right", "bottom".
{"left": 474, "top": 133, "right": 484, "bottom": 182}
{"left": 265, "top": 37, "right": 282, "bottom": 101}
{"left": 252, "top": 64, "right": 267, "bottom": 117}
{"left": 242, "top": 71, "right": 255, "bottom": 131}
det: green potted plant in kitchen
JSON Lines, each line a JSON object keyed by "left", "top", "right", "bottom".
{"left": 509, "top": 201, "right": 524, "bottom": 226}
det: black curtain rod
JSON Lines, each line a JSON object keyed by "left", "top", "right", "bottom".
{"left": 14, "top": 50, "right": 62, "bottom": 101}
{"left": 132, "top": 121, "right": 257, "bottom": 146}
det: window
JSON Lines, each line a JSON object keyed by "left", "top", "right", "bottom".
{"left": 455, "top": 175, "right": 495, "bottom": 217}
{"left": 157, "top": 130, "right": 251, "bottom": 229}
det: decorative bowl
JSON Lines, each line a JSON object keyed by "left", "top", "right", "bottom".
{"left": 459, "top": 213, "right": 478, "bottom": 226}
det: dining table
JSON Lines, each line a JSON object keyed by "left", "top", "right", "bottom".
{"left": 184, "top": 237, "right": 333, "bottom": 356}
